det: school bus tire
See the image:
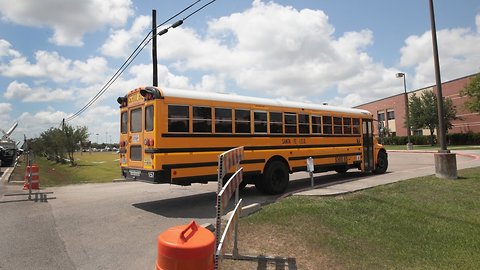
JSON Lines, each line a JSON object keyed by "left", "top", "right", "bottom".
{"left": 373, "top": 151, "right": 388, "bottom": 174}
{"left": 239, "top": 180, "right": 248, "bottom": 190}
{"left": 262, "top": 160, "right": 289, "bottom": 195}
{"left": 334, "top": 165, "right": 349, "bottom": 174}
{"left": 254, "top": 178, "right": 267, "bottom": 193}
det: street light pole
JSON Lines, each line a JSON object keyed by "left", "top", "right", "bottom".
{"left": 396, "top": 72, "right": 412, "bottom": 150}
{"left": 428, "top": 0, "right": 457, "bottom": 179}
{"left": 429, "top": 0, "right": 447, "bottom": 152}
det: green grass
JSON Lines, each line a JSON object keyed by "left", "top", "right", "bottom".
{"left": 385, "top": 144, "right": 480, "bottom": 151}
{"left": 11, "top": 152, "right": 122, "bottom": 186}
{"left": 242, "top": 167, "right": 480, "bottom": 269}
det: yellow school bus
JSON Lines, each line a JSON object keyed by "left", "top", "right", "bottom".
{"left": 117, "top": 86, "right": 388, "bottom": 194}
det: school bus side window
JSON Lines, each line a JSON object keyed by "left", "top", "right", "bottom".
{"left": 235, "top": 109, "right": 251, "bottom": 133}
{"left": 130, "top": 108, "right": 142, "bottom": 132}
{"left": 145, "top": 106, "right": 154, "bottom": 132}
{"left": 121, "top": 111, "right": 127, "bottom": 134}
{"left": 284, "top": 113, "right": 297, "bottom": 134}
{"left": 269, "top": 112, "right": 282, "bottom": 134}
{"left": 333, "top": 117, "right": 343, "bottom": 134}
{"left": 299, "top": 114, "right": 309, "bottom": 134}
{"left": 193, "top": 106, "right": 212, "bottom": 133}
{"left": 215, "top": 108, "right": 232, "bottom": 133}
{"left": 168, "top": 105, "right": 189, "bottom": 132}
{"left": 352, "top": 118, "right": 360, "bottom": 134}
{"left": 254, "top": 111, "right": 267, "bottom": 133}
{"left": 312, "top": 115, "right": 321, "bottom": 134}
{"left": 323, "top": 116, "right": 332, "bottom": 134}
{"left": 343, "top": 117, "right": 352, "bottom": 134}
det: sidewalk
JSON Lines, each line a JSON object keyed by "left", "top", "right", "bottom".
{"left": 294, "top": 150, "right": 480, "bottom": 197}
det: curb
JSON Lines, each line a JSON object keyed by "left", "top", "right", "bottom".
{"left": 222, "top": 203, "right": 261, "bottom": 221}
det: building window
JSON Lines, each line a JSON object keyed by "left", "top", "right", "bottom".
{"left": 269, "top": 112, "right": 282, "bottom": 134}
{"left": 413, "top": 130, "right": 423, "bottom": 136}
{"left": 235, "top": 109, "right": 251, "bottom": 133}
{"left": 254, "top": 111, "right": 268, "bottom": 133}
{"left": 377, "top": 112, "right": 385, "bottom": 122}
{"left": 312, "top": 115, "right": 321, "bottom": 134}
{"left": 193, "top": 106, "right": 212, "bottom": 133}
{"left": 284, "top": 113, "right": 297, "bottom": 134}
{"left": 168, "top": 105, "right": 189, "bottom": 132}
{"left": 215, "top": 108, "right": 232, "bottom": 133}
{"left": 298, "top": 114, "right": 309, "bottom": 134}
{"left": 387, "top": 110, "right": 395, "bottom": 120}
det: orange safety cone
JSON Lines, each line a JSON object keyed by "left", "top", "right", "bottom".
{"left": 156, "top": 220, "right": 215, "bottom": 270}
{"left": 23, "top": 164, "right": 40, "bottom": 190}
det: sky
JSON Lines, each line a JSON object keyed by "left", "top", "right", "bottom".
{"left": 0, "top": 0, "right": 479, "bottom": 144}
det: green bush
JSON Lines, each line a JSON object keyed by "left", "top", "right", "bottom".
{"left": 380, "top": 135, "right": 433, "bottom": 145}
{"left": 447, "top": 132, "right": 480, "bottom": 145}
{"left": 379, "top": 132, "right": 480, "bottom": 146}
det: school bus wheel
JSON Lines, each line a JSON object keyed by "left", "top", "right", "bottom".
{"left": 373, "top": 151, "right": 388, "bottom": 174}
{"left": 239, "top": 181, "right": 248, "bottom": 190}
{"left": 262, "top": 160, "right": 289, "bottom": 195}
{"left": 335, "top": 165, "right": 349, "bottom": 174}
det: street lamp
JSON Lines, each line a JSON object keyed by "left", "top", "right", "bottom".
{"left": 396, "top": 72, "right": 413, "bottom": 150}
{"left": 429, "top": 0, "right": 457, "bottom": 179}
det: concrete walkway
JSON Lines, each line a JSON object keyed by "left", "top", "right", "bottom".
{"left": 294, "top": 150, "right": 480, "bottom": 197}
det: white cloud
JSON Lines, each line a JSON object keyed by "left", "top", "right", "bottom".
{"left": 477, "top": 14, "right": 480, "bottom": 33}
{"left": 0, "top": 39, "right": 21, "bottom": 58}
{"left": 400, "top": 26, "right": 480, "bottom": 88}
{"left": 0, "top": 103, "right": 13, "bottom": 127}
{"left": 100, "top": 15, "right": 150, "bottom": 58}
{"left": 0, "top": 0, "right": 133, "bottom": 46}
{"left": 4, "top": 81, "right": 74, "bottom": 102}
{"left": 154, "top": 0, "right": 399, "bottom": 106}
{"left": 0, "top": 50, "right": 109, "bottom": 84}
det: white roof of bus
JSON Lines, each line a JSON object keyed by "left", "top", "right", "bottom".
{"left": 156, "top": 87, "right": 371, "bottom": 116}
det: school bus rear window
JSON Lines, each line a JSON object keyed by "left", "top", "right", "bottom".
{"left": 130, "top": 108, "right": 142, "bottom": 133}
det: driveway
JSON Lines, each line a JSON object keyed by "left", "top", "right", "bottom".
{"left": 1, "top": 150, "right": 479, "bottom": 269}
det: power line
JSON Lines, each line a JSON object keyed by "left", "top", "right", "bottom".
{"left": 64, "top": 0, "right": 213, "bottom": 122}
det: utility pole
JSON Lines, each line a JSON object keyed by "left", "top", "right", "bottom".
{"left": 152, "top": 9, "right": 158, "bottom": 87}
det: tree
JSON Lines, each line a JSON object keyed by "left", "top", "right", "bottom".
{"left": 63, "top": 124, "right": 88, "bottom": 166}
{"left": 460, "top": 74, "right": 480, "bottom": 113}
{"left": 30, "top": 125, "right": 88, "bottom": 166}
{"left": 408, "top": 90, "right": 458, "bottom": 145}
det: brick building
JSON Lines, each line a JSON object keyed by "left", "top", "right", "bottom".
{"left": 355, "top": 73, "right": 480, "bottom": 137}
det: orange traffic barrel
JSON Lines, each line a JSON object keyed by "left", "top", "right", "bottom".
{"left": 23, "top": 164, "right": 40, "bottom": 190}
{"left": 156, "top": 220, "right": 215, "bottom": 270}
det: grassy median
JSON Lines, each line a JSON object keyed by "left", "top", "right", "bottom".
{"left": 234, "top": 167, "right": 480, "bottom": 269}
{"left": 10, "top": 152, "right": 121, "bottom": 186}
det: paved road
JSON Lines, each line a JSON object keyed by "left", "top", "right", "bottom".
{"left": 0, "top": 150, "right": 479, "bottom": 269}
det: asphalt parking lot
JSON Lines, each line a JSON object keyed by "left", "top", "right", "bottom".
{"left": 1, "top": 150, "right": 479, "bottom": 270}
